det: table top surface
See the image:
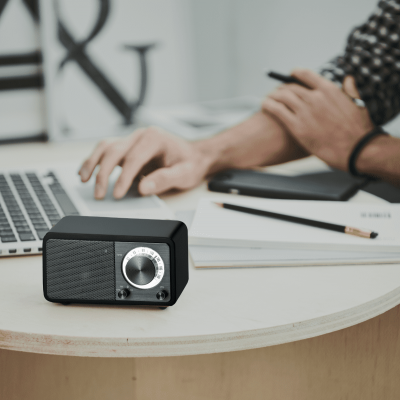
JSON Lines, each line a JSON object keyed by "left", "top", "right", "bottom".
{"left": 1, "top": 141, "right": 400, "bottom": 358}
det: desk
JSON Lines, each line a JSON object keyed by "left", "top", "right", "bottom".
{"left": 1, "top": 142, "right": 400, "bottom": 399}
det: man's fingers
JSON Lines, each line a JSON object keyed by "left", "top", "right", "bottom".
{"left": 291, "top": 69, "right": 333, "bottom": 91}
{"left": 79, "top": 140, "right": 109, "bottom": 182}
{"left": 343, "top": 75, "right": 361, "bottom": 99}
{"left": 79, "top": 128, "right": 146, "bottom": 183}
{"left": 113, "top": 136, "right": 163, "bottom": 199}
{"left": 280, "top": 84, "right": 312, "bottom": 103}
{"left": 262, "top": 97, "right": 296, "bottom": 130}
{"left": 138, "top": 162, "right": 195, "bottom": 196}
{"left": 94, "top": 143, "right": 131, "bottom": 199}
{"left": 269, "top": 88, "right": 304, "bottom": 113}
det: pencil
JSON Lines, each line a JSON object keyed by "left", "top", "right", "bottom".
{"left": 214, "top": 202, "right": 378, "bottom": 239}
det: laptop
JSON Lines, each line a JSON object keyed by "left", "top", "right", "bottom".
{"left": 0, "top": 165, "right": 173, "bottom": 257}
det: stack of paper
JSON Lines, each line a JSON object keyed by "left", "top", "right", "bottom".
{"left": 188, "top": 197, "right": 400, "bottom": 268}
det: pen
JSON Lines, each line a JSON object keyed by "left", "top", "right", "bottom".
{"left": 214, "top": 202, "right": 378, "bottom": 239}
{"left": 266, "top": 70, "right": 366, "bottom": 108}
{"left": 267, "top": 71, "right": 311, "bottom": 89}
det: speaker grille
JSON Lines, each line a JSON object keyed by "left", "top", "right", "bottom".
{"left": 46, "top": 239, "right": 115, "bottom": 301}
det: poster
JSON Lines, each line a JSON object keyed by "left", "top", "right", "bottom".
{"left": 39, "top": 0, "right": 196, "bottom": 141}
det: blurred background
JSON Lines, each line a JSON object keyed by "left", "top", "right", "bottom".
{"left": 1, "top": 0, "right": 398, "bottom": 144}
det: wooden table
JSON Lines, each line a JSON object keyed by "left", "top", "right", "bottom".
{"left": 1, "top": 141, "right": 400, "bottom": 399}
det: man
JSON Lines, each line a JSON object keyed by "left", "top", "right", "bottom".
{"left": 79, "top": 0, "right": 400, "bottom": 199}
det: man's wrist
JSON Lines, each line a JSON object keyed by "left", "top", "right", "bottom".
{"left": 192, "top": 137, "right": 226, "bottom": 176}
{"left": 190, "top": 110, "right": 310, "bottom": 180}
{"left": 356, "top": 134, "right": 399, "bottom": 179}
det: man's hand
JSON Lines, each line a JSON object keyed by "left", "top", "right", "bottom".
{"left": 79, "top": 111, "right": 309, "bottom": 199}
{"left": 79, "top": 127, "right": 213, "bottom": 199}
{"left": 262, "top": 69, "right": 374, "bottom": 171}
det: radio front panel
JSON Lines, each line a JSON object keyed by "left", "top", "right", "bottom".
{"left": 115, "top": 242, "right": 171, "bottom": 303}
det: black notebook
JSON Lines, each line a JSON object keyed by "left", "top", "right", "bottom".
{"left": 362, "top": 180, "right": 400, "bottom": 203}
{"left": 208, "top": 169, "right": 367, "bottom": 201}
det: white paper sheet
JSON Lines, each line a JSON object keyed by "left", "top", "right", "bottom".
{"left": 189, "top": 196, "right": 400, "bottom": 253}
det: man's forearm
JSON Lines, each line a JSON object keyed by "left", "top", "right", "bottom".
{"left": 194, "top": 111, "right": 308, "bottom": 175}
{"left": 357, "top": 135, "right": 400, "bottom": 185}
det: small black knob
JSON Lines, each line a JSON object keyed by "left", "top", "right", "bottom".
{"left": 156, "top": 290, "right": 168, "bottom": 300}
{"left": 118, "top": 289, "right": 130, "bottom": 299}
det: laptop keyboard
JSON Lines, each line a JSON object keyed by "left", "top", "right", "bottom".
{"left": 0, "top": 204, "right": 17, "bottom": 243}
{"left": 0, "top": 175, "right": 27, "bottom": 243}
{"left": 10, "top": 174, "right": 49, "bottom": 241}
{"left": 26, "top": 173, "right": 61, "bottom": 227}
{"left": 0, "top": 172, "right": 79, "bottom": 246}
{"left": 44, "top": 172, "right": 79, "bottom": 216}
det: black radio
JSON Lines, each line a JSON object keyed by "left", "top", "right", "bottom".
{"left": 43, "top": 216, "right": 188, "bottom": 308}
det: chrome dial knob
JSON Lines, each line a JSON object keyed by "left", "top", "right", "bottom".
{"left": 122, "top": 247, "right": 165, "bottom": 289}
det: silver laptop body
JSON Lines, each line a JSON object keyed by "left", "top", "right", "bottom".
{"left": 0, "top": 165, "right": 171, "bottom": 257}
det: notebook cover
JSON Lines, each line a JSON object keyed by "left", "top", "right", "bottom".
{"left": 208, "top": 169, "right": 366, "bottom": 201}
{"left": 362, "top": 180, "right": 400, "bottom": 203}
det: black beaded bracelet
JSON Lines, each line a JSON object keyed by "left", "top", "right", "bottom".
{"left": 348, "top": 126, "right": 388, "bottom": 179}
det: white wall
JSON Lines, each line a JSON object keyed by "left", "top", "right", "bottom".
{"left": 190, "top": 0, "right": 236, "bottom": 100}
{"left": 191, "top": 0, "right": 378, "bottom": 100}
{"left": 233, "top": 0, "right": 379, "bottom": 96}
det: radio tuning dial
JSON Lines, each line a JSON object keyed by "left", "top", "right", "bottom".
{"left": 126, "top": 256, "right": 155, "bottom": 285}
{"left": 122, "top": 247, "right": 165, "bottom": 290}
